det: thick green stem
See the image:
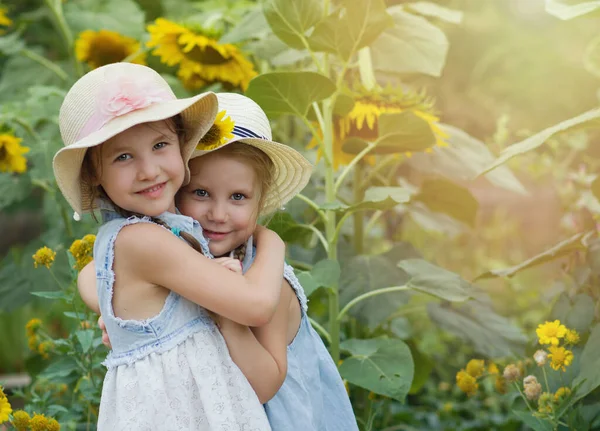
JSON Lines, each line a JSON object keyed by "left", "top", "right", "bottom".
{"left": 44, "top": 0, "right": 83, "bottom": 77}
{"left": 353, "top": 163, "right": 364, "bottom": 254}
{"left": 337, "top": 286, "right": 409, "bottom": 321}
{"left": 21, "top": 49, "right": 68, "bottom": 81}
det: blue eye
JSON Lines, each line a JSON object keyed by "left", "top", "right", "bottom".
{"left": 154, "top": 141, "right": 168, "bottom": 150}
{"left": 231, "top": 193, "right": 245, "bottom": 201}
{"left": 115, "top": 153, "right": 131, "bottom": 162}
{"left": 194, "top": 189, "right": 208, "bottom": 197}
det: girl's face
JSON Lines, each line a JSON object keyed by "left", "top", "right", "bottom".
{"left": 178, "top": 153, "right": 260, "bottom": 257}
{"left": 94, "top": 121, "right": 185, "bottom": 217}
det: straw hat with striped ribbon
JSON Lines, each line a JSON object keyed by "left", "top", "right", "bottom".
{"left": 54, "top": 62, "right": 218, "bottom": 215}
{"left": 191, "top": 93, "right": 312, "bottom": 214}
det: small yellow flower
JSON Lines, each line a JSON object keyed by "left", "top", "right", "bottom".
{"left": 32, "top": 246, "right": 56, "bottom": 269}
{"left": 442, "top": 402, "right": 453, "bottom": 412}
{"left": 69, "top": 237, "right": 93, "bottom": 271}
{"left": 0, "top": 7, "right": 12, "bottom": 27}
{"left": 565, "top": 329, "right": 580, "bottom": 345}
{"left": 503, "top": 364, "right": 521, "bottom": 383}
{"left": 75, "top": 29, "right": 146, "bottom": 69}
{"left": 488, "top": 362, "right": 499, "bottom": 375}
{"left": 25, "top": 318, "right": 42, "bottom": 336}
{"left": 548, "top": 345, "right": 574, "bottom": 372}
{"left": 27, "top": 335, "right": 40, "bottom": 352}
{"left": 47, "top": 417, "right": 60, "bottom": 431}
{"left": 536, "top": 320, "right": 567, "bottom": 346}
{"left": 0, "top": 133, "right": 29, "bottom": 173}
{"left": 456, "top": 370, "right": 478, "bottom": 396}
{"left": 466, "top": 359, "right": 485, "bottom": 378}
{"left": 82, "top": 234, "right": 96, "bottom": 247}
{"left": 38, "top": 340, "right": 54, "bottom": 359}
{"left": 553, "top": 386, "right": 572, "bottom": 403}
{"left": 495, "top": 375, "right": 507, "bottom": 394}
{"left": 29, "top": 413, "right": 50, "bottom": 431}
{"left": 80, "top": 320, "right": 92, "bottom": 329}
{"left": 11, "top": 410, "right": 31, "bottom": 430}
{"left": 0, "top": 393, "right": 12, "bottom": 424}
{"left": 538, "top": 392, "right": 553, "bottom": 414}
{"left": 196, "top": 110, "right": 235, "bottom": 151}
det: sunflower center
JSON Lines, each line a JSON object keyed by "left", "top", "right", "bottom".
{"left": 90, "top": 35, "right": 131, "bottom": 66}
{"left": 180, "top": 42, "right": 229, "bottom": 65}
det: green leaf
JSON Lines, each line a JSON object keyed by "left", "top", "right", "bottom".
{"left": 339, "top": 337, "right": 414, "bottom": 402}
{"left": 311, "top": 259, "right": 341, "bottom": 288}
{"left": 414, "top": 178, "right": 479, "bottom": 227}
{"left": 574, "top": 324, "right": 600, "bottom": 400}
{"left": 246, "top": 72, "right": 336, "bottom": 118}
{"left": 266, "top": 212, "right": 312, "bottom": 245}
{"left": 371, "top": 9, "right": 448, "bottom": 77}
{"left": 340, "top": 254, "right": 411, "bottom": 329}
{"left": 475, "top": 232, "right": 588, "bottom": 280}
{"left": 479, "top": 108, "right": 600, "bottom": 176}
{"left": 407, "top": 124, "right": 527, "bottom": 195}
{"left": 31, "top": 291, "right": 71, "bottom": 301}
{"left": 75, "top": 329, "right": 95, "bottom": 354}
{"left": 263, "top": 0, "right": 323, "bottom": 49}
{"left": 39, "top": 357, "right": 80, "bottom": 380}
{"left": 545, "top": 0, "right": 600, "bottom": 19}
{"left": 398, "top": 259, "right": 472, "bottom": 302}
{"left": 405, "top": 2, "right": 464, "bottom": 24}
{"left": 0, "top": 33, "right": 26, "bottom": 56}
{"left": 583, "top": 34, "right": 600, "bottom": 79}
{"left": 342, "top": 111, "right": 436, "bottom": 154}
{"left": 321, "top": 187, "right": 410, "bottom": 214}
{"left": 296, "top": 271, "right": 320, "bottom": 297}
{"left": 428, "top": 302, "right": 527, "bottom": 357}
{"left": 408, "top": 343, "right": 433, "bottom": 394}
{"left": 308, "top": 0, "right": 393, "bottom": 60}
{"left": 511, "top": 411, "right": 554, "bottom": 431}
{"left": 221, "top": 7, "right": 270, "bottom": 44}
{"left": 65, "top": 0, "right": 146, "bottom": 39}
{"left": 0, "top": 174, "right": 33, "bottom": 210}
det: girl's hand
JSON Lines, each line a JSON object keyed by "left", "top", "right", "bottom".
{"left": 213, "top": 257, "right": 243, "bottom": 274}
{"left": 98, "top": 316, "right": 112, "bottom": 349}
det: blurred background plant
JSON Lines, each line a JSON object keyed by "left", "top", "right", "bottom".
{"left": 1, "top": 0, "right": 600, "bottom": 429}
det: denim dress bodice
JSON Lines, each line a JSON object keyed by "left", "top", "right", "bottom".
{"left": 95, "top": 206, "right": 215, "bottom": 368}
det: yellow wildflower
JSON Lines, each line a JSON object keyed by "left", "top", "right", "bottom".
{"left": 466, "top": 359, "right": 485, "bottom": 378}
{"left": 29, "top": 413, "right": 49, "bottom": 431}
{"left": 488, "top": 362, "right": 499, "bottom": 375}
{"left": 25, "top": 318, "right": 42, "bottom": 336}
{"left": 11, "top": 410, "right": 31, "bottom": 430}
{"left": 38, "top": 340, "right": 54, "bottom": 359}
{"left": 69, "top": 237, "right": 93, "bottom": 271}
{"left": 32, "top": 246, "right": 56, "bottom": 269}
{"left": 0, "top": 133, "right": 29, "bottom": 173}
{"left": 548, "top": 345, "right": 573, "bottom": 371}
{"left": 0, "top": 393, "right": 11, "bottom": 424}
{"left": 565, "top": 329, "right": 580, "bottom": 345}
{"left": 47, "top": 417, "right": 60, "bottom": 431}
{"left": 27, "top": 335, "right": 40, "bottom": 352}
{"left": 147, "top": 18, "right": 256, "bottom": 91}
{"left": 0, "top": 7, "right": 12, "bottom": 27}
{"left": 503, "top": 364, "right": 521, "bottom": 383}
{"left": 536, "top": 320, "right": 567, "bottom": 346}
{"left": 554, "top": 386, "right": 572, "bottom": 403}
{"left": 75, "top": 29, "right": 146, "bottom": 69}
{"left": 456, "top": 370, "right": 478, "bottom": 396}
{"left": 196, "top": 110, "right": 235, "bottom": 151}
{"left": 495, "top": 375, "right": 507, "bottom": 394}
{"left": 80, "top": 320, "right": 92, "bottom": 329}
{"left": 82, "top": 234, "right": 96, "bottom": 247}
{"left": 538, "top": 392, "right": 553, "bottom": 414}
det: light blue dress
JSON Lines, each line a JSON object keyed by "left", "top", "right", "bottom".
{"left": 94, "top": 206, "right": 271, "bottom": 431}
{"left": 241, "top": 244, "right": 359, "bottom": 431}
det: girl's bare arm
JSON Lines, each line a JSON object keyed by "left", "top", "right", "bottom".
{"left": 77, "top": 261, "right": 100, "bottom": 314}
{"left": 116, "top": 223, "right": 285, "bottom": 326}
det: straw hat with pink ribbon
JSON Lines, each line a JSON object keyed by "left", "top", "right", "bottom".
{"left": 53, "top": 62, "right": 218, "bottom": 216}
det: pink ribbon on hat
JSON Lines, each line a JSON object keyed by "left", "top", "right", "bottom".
{"left": 76, "top": 73, "right": 175, "bottom": 141}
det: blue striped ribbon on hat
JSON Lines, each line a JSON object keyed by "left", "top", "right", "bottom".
{"left": 232, "top": 125, "right": 267, "bottom": 140}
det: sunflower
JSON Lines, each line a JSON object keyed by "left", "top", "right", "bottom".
{"left": 0, "top": 133, "right": 29, "bottom": 173}
{"left": 307, "top": 84, "right": 448, "bottom": 169}
{"left": 147, "top": 18, "right": 257, "bottom": 90}
{"left": 75, "top": 29, "right": 146, "bottom": 69}
{"left": 196, "top": 110, "right": 235, "bottom": 151}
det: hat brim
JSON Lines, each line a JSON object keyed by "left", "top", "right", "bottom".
{"left": 54, "top": 91, "right": 218, "bottom": 214}
{"left": 191, "top": 137, "right": 312, "bottom": 214}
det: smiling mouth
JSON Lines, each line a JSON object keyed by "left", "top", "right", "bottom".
{"left": 136, "top": 182, "right": 166, "bottom": 196}
{"left": 204, "top": 230, "right": 230, "bottom": 240}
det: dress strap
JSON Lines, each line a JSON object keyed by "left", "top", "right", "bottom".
{"left": 283, "top": 263, "right": 308, "bottom": 314}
